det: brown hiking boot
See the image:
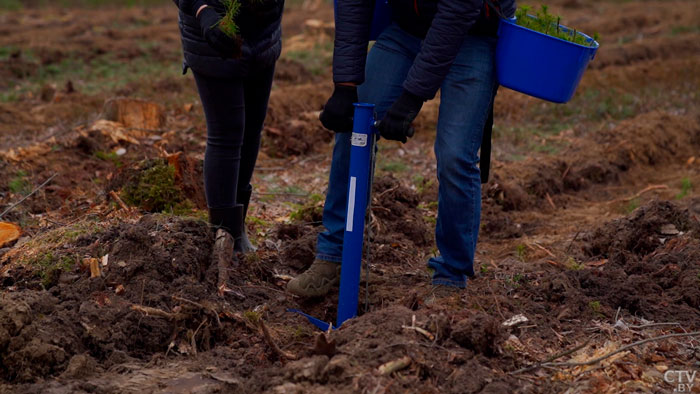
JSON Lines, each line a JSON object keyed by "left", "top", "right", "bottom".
{"left": 286, "top": 259, "right": 341, "bottom": 297}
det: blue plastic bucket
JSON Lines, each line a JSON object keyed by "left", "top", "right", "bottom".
{"left": 369, "top": 0, "right": 392, "bottom": 40}
{"left": 333, "top": 0, "right": 391, "bottom": 41}
{"left": 496, "top": 16, "right": 599, "bottom": 103}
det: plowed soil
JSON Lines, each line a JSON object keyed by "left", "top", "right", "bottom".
{"left": 1, "top": 0, "right": 699, "bottom": 393}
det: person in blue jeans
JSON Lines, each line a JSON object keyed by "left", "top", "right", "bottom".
{"left": 287, "top": 0, "right": 515, "bottom": 296}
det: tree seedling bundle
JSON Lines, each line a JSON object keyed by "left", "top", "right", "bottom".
{"left": 515, "top": 5, "right": 599, "bottom": 47}
{"left": 217, "top": 0, "right": 241, "bottom": 39}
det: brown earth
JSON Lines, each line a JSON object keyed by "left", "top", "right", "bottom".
{"left": 1, "top": 0, "right": 699, "bottom": 393}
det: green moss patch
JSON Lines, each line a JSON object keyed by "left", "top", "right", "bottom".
{"left": 120, "top": 159, "right": 185, "bottom": 213}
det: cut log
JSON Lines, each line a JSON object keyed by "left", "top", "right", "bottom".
{"left": 166, "top": 152, "right": 207, "bottom": 209}
{"left": 103, "top": 97, "right": 165, "bottom": 130}
{"left": 0, "top": 222, "right": 21, "bottom": 248}
{"left": 377, "top": 356, "right": 411, "bottom": 375}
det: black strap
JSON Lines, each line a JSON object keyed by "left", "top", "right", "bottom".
{"left": 476, "top": 1, "right": 505, "bottom": 184}
{"left": 480, "top": 103, "right": 494, "bottom": 184}
{"left": 483, "top": 0, "right": 509, "bottom": 20}
{"left": 480, "top": 85, "right": 498, "bottom": 184}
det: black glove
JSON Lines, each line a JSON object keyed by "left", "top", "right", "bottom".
{"left": 177, "top": 0, "right": 206, "bottom": 16}
{"left": 197, "top": 6, "right": 242, "bottom": 58}
{"left": 319, "top": 85, "right": 358, "bottom": 133}
{"left": 377, "top": 90, "right": 424, "bottom": 143}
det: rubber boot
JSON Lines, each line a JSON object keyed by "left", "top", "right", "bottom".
{"left": 209, "top": 208, "right": 236, "bottom": 290}
{"left": 209, "top": 207, "right": 237, "bottom": 237}
{"left": 234, "top": 186, "right": 257, "bottom": 253}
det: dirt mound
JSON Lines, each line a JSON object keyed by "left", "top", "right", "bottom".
{"left": 276, "top": 223, "right": 317, "bottom": 270}
{"left": 262, "top": 84, "right": 333, "bottom": 157}
{"left": 370, "top": 175, "right": 431, "bottom": 247}
{"left": 592, "top": 36, "right": 700, "bottom": 70}
{"left": 263, "top": 115, "right": 333, "bottom": 158}
{"left": 523, "top": 200, "right": 700, "bottom": 326}
{"left": 450, "top": 311, "right": 503, "bottom": 356}
{"left": 276, "top": 175, "right": 430, "bottom": 270}
{"left": 0, "top": 215, "right": 229, "bottom": 383}
{"left": 262, "top": 306, "right": 517, "bottom": 393}
{"left": 584, "top": 199, "right": 700, "bottom": 258}
{"left": 274, "top": 58, "right": 316, "bottom": 85}
{"left": 487, "top": 111, "right": 700, "bottom": 211}
{"left": 266, "top": 84, "right": 331, "bottom": 127}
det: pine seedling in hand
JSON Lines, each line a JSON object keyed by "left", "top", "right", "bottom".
{"left": 218, "top": 0, "right": 241, "bottom": 39}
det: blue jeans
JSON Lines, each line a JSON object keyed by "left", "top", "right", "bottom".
{"left": 316, "top": 24, "right": 497, "bottom": 288}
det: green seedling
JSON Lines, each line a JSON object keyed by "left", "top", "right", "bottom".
{"left": 670, "top": 25, "right": 700, "bottom": 36}
{"left": 515, "top": 5, "right": 598, "bottom": 47}
{"left": 243, "top": 309, "right": 262, "bottom": 325}
{"left": 676, "top": 177, "right": 692, "bottom": 200}
{"left": 217, "top": 0, "right": 241, "bottom": 38}
{"left": 292, "top": 325, "right": 310, "bottom": 340}
{"left": 624, "top": 198, "right": 640, "bottom": 214}
{"left": 480, "top": 264, "right": 489, "bottom": 275}
{"left": 247, "top": 216, "right": 269, "bottom": 227}
{"left": 505, "top": 273, "right": 523, "bottom": 289}
{"left": 9, "top": 170, "right": 31, "bottom": 194}
{"left": 588, "top": 300, "right": 601, "bottom": 313}
{"left": 566, "top": 257, "right": 584, "bottom": 270}
{"left": 379, "top": 160, "right": 408, "bottom": 173}
{"left": 516, "top": 244, "right": 527, "bottom": 261}
{"left": 289, "top": 193, "right": 324, "bottom": 223}
{"left": 95, "top": 150, "right": 123, "bottom": 167}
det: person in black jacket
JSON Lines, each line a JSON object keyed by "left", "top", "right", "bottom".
{"left": 287, "top": 0, "right": 515, "bottom": 296}
{"left": 173, "top": 0, "right": 284, "bottom": 252}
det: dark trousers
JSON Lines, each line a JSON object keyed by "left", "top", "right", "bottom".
{"left": 192, "top": 66, "right": 275, "bottom": 209}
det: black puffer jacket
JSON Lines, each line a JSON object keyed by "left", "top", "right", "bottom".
{"left": 174, "top": 0, "right": 284, "bottom": 78}
{"left": 333, "top": 0, "right": 515, "bottom": 99}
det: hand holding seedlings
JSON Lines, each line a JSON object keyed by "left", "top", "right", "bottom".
{"left": 197, "top": 0, "right": 242, "bottom": 58}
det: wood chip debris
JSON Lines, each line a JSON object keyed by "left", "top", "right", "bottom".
{"left": 131, "top": 304, "right": 186, "bottom": 320}
{"left": 401, "top": 315, "right": 435, "bottom": 341}
{"left": 502, "top": 314, "right": 529, "bottom": 327}
{"left": 273, "top": 272, "right": 294, "bottom": 281}
{"left": 84, "top": 257, "right": 101, "bottom": 278}
{"left": 660, "top": 224, "right": 680, "bottom": 235}
{"left": 377, "top": 356, "right": 412, "bottom": 376}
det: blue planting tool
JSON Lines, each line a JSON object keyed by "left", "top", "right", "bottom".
{"left": 289, "top": 103, "right": 377, "bottom": 331}
{"left": 337, "top": 103, "right": 376, "bottom": 328}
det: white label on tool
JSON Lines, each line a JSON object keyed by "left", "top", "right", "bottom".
{"left": 351, "top": 133, "right": 367, "bottom": 147}
{"left": 346, "top": 177, "right": 357, "bottom": 232}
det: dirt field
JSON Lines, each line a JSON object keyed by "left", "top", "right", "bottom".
{"left": 1, "top": 0, "right": 699, "bottom": 392}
